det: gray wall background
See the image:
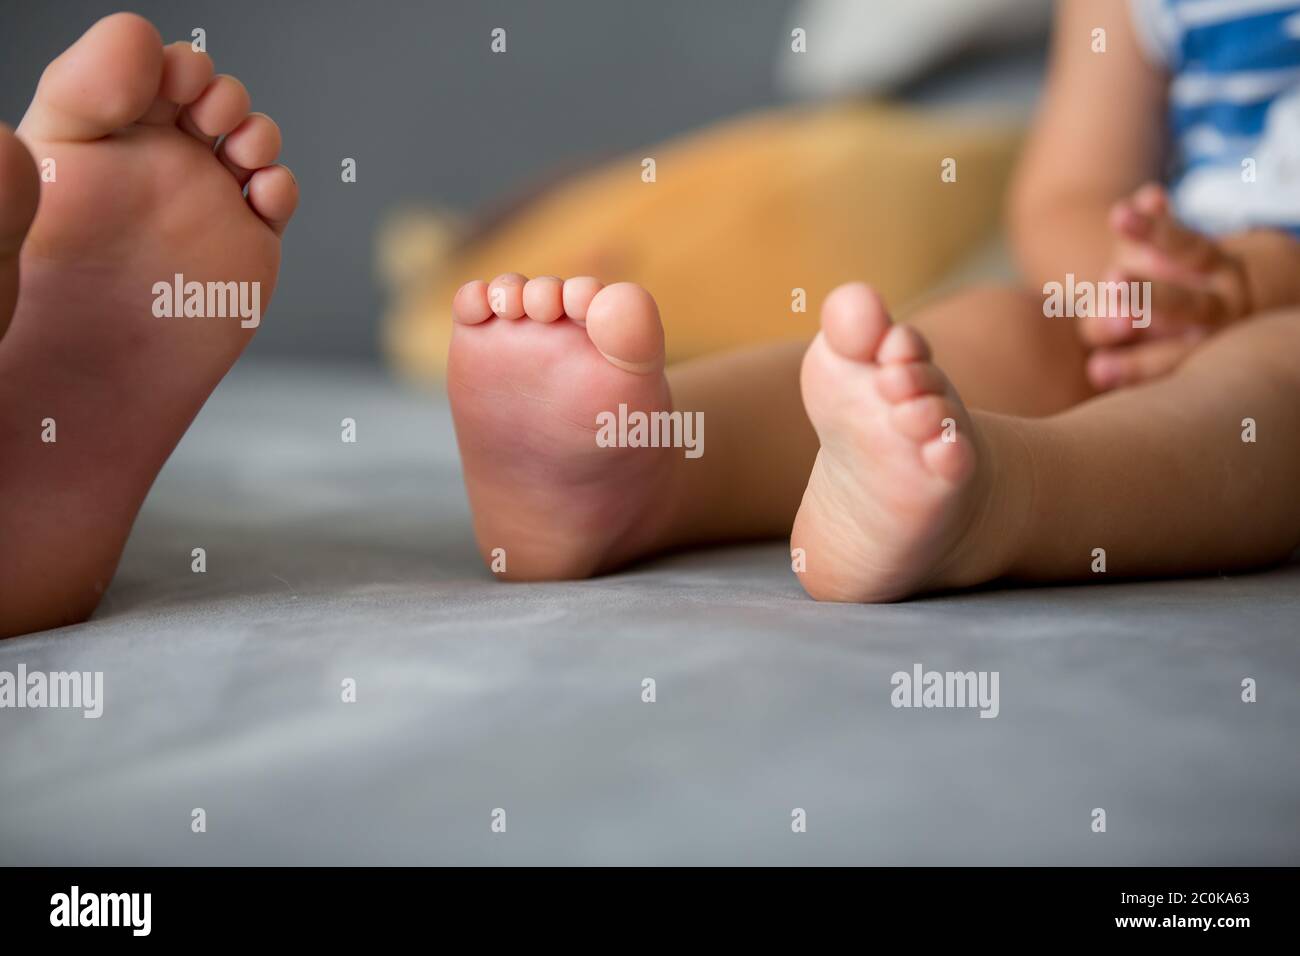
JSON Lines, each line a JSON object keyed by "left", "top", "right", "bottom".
{"left": 0, "top": 0, "right": 797, "bottom": 363}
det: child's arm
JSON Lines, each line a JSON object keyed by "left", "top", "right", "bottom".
{"left": 1007, "top": 0, "right": 1168, "bottom": 288}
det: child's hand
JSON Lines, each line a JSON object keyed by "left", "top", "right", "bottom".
{"left": 1081, "top": 184, "right": 1253, "bottom": 390}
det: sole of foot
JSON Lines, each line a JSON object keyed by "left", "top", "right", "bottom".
{"left": 791, "top": 282, "right": 1012, "bottom": 603}
{"left": 447, "top": 274, "right": 682, "bottom": 580}
{"left": 0, "top": 13, "right": 298, "bottom": 637}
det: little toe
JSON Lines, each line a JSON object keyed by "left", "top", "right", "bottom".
{"left": 522, "top": 276, "right": 564, "bottom": 322}
{"left": 245, "top": 164, "right": 298, "bottom": 235}
{"left": 453, "top": 280, "right": 494, "bottom": 325}
{"left": 180, "top": 74, "right": 250, "bottom": 145}
{"left": 487, "top": 273, "right": 527, "bottom": 319}
{"left": 584, "top": 282, "right": 665, "bottom": 375}
{"left": 922, "top": 434, "right": 976, "bottom": 484}
{"left": 562, "top": 276, "right": 603, "bottom": 323}
{"left": 218, "top": 113, "right": 282, "bottom": 184}
{"left": 820, "top": 282, "right": 892, "bottom": 362}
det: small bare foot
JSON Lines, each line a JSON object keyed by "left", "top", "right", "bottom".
{"left": 792, "top": 283, "right": 1020, "bottom": 602}
{"left": 447, "top": 275, "right": 683, "bottom": 579}
{"left": 0, "top": 14, "right": 298, "bottom": 637}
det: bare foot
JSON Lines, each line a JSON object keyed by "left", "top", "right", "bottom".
{"left": 792, "top": 283, "right": 1022, "bottom": 602}
{"left": 447, "top": 275, "right": 683, "bottom": 579}
{"left": 0, "top": 13, "right": 298, "bottom": 637}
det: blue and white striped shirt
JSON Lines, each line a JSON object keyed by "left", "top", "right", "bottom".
{"left": 1129, "top": 0, "right": 1300, "bottom": 236}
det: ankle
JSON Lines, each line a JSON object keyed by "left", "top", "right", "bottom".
{"left": 971, "top": 413, "right": 1041, "bottom": 583}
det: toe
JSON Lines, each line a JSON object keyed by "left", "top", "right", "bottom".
{"left": 245, "top": 165, "right": 298, "bottom": 236}
{"left": 19, "top": 12, "right": 164, "bottom": 141}
{"left": 180, "top": 74, "right": 251, "bottom": 144}
{"left": 890, "top": 395, "right": 957, "bottom": 443}
{"left": 561, "top": 276, "right": 603, "bottom": 322}
{"left": 584, "top": 282, "right": 665, "bottom": 375}
{"left": 820, "top": 282, "right": 891, "bottom": 361}
{"left": 139, "top": 42, "right": 215, "bottom": 125}
{"left": 523, "top": 276, "right": 565, "bottom": 322}
{"left": 161, "top": 42, "right": 215, "bottom": 105}
{"left": 877, "top": 324, "right": 931, "bottom": 364}
{"left": 453, "top": 280, "right": 494, "bottom": 325}
{"left": 922, "top": 434, "right": 976, "bottom": 484}
{"left": 487, "top": 273, "right": 527, "bottom": 319}
{"left": 217, "top": 113, "right": 282, "bottom": 184}
{"left": 875, "top": 361, "right": 948, "bottom": 403}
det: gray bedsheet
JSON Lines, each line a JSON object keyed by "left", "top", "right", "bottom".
{"left": 2, "top": 362, "right": 1297, "bottom": 865}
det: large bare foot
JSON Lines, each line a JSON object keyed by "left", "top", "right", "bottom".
{"left": 0, "top": 13, "right": 298, "bottom": 637}
{"left": 792, "top": 283, "right": 1024, "bottom": 602}
{"left": 447, "top": 275, "right": 684, "bottom": 579}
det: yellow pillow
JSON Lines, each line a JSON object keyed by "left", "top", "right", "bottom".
{"left": 379, "top": 101, "right": 1021, "bottom": 382}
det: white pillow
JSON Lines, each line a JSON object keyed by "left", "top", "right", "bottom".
{"left": 777, "top": 0, "right": 1055, "bottom": 99}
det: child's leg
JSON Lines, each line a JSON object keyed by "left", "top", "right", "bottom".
{"left": 662, "top": 284, "right": 1094, "bottom": 546}
{"left": 999, "top": 308, "right": 1300, "bottom": 580}
{"left": 448, "top": 277, "right": 1090, "bottom": 578}
{"left": 790, "top": 284, "right": 1300, "bottom": 602}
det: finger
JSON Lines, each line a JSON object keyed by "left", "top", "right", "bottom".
{"left": 1109, "top": 198, "right": 1153, "bottom": 242}
{"left": 1077, "top": 266, "right": 1227, "bottom": 348}
{"left": 1147, "top": 278, "right": 1224, "bottom": 329}
{"left": 1109, "top": 184, "right": 1167, "bottom": 242}
{"left": 1075, "top": 269, "right": 1154, "bottom": 347}
{"left": 1086, "top": 333, "right": 1205, "bottom": 391}
{"left": 1146, "top": 214, "right": 1222, "bottom": 273}
{"left": 1131, "top": 182, "right": 1169, "bottom": 219}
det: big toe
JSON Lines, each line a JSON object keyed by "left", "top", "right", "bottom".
{"left": 584, "top": 282, "right": 665, "bottom": 375}
{"left": 20, "top": 12, "right": 164, "bottom": 142}
{"left": 820, "top": 282, "right": 892, "bottom": 361}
